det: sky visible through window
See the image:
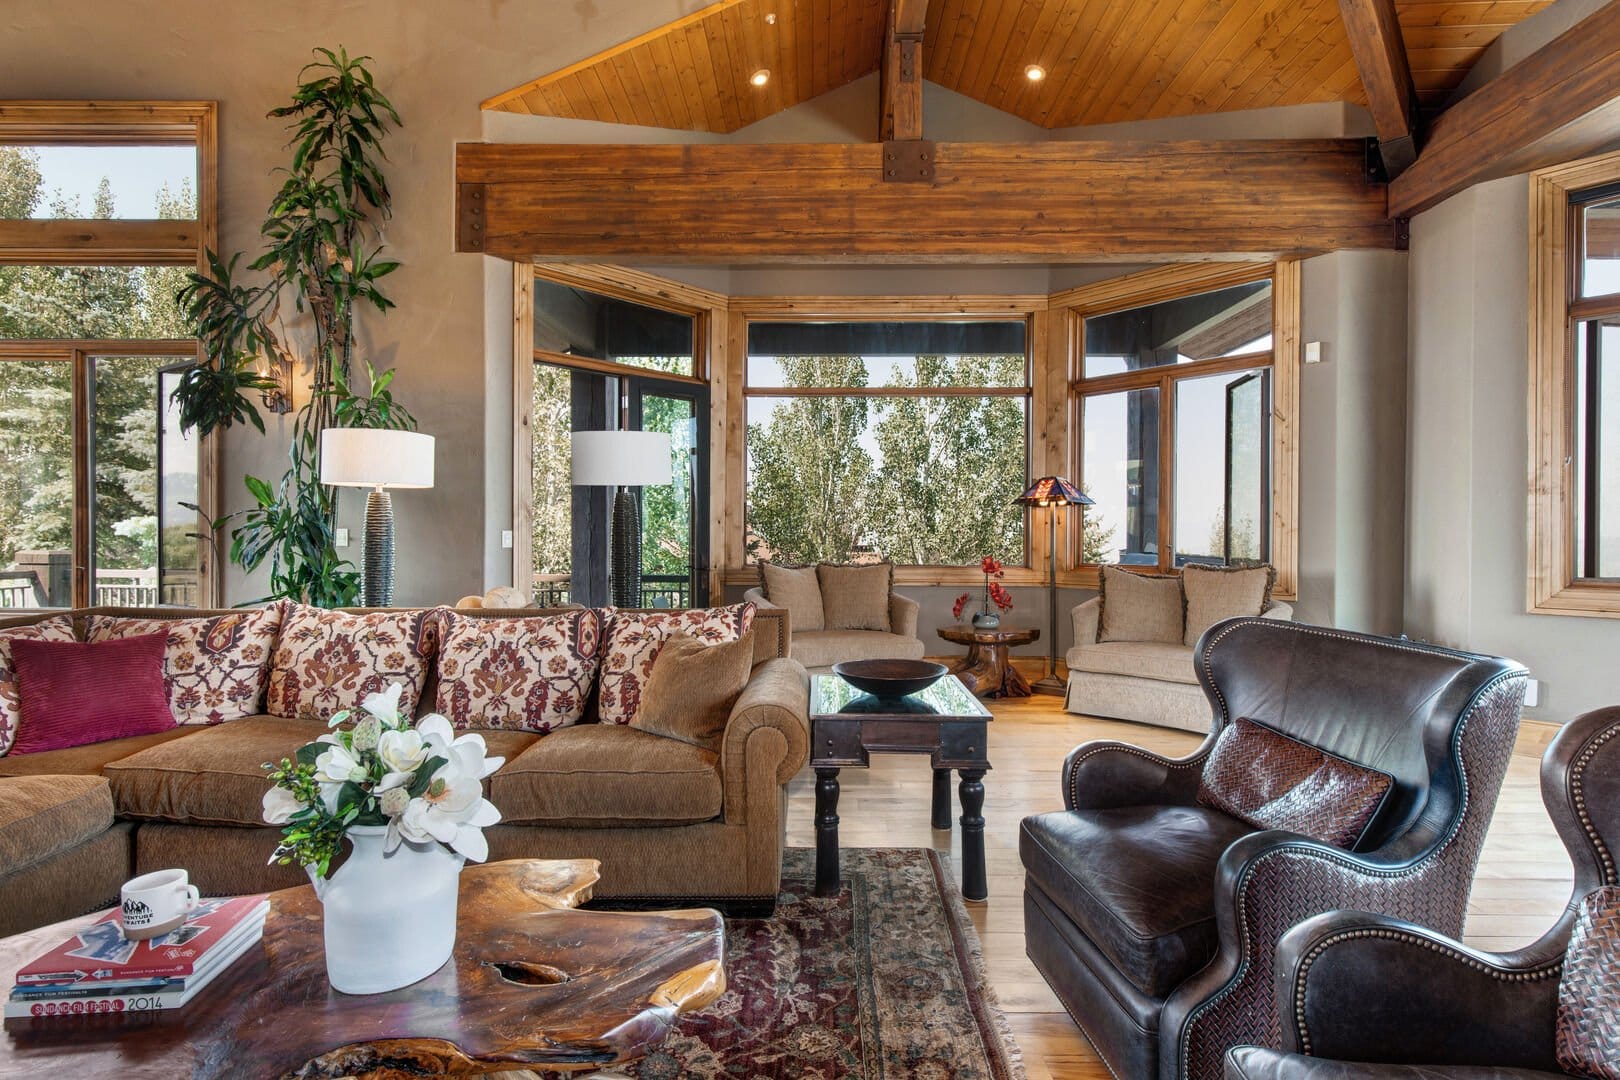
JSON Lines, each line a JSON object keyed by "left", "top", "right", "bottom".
{"left": 21, "top": 146, "right": 194, "bottom": 217}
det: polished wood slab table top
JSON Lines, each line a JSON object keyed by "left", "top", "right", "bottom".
{"left": 937, "top": 624, "right": 1040, "bottom": 698}
{"left": 0, "top": 859, "right": 726, "bottom": 1079}
{"left": 808, "top": 672, "right": 993, "bottom": 902}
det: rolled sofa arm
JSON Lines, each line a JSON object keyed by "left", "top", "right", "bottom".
{"left": 1272, "top": 909, "right": 1564, "bottom": 1071}
{"left": 889, "top": 592, "right": 920, "bottom": 640}
{"left": 742, "top": 586, "right": 779, "bottom": 609}
{"left": 1262, "top": 601, "right": 1294, "bottom": 622}
{"left": 720, "top": 657, "right": 809, "bottom": 824}
{"left": 1070, "top": 596, "right": 1100, "bottom": 649}
{"left": 1062, "top": 740, "right": 1208, "bottom": 811}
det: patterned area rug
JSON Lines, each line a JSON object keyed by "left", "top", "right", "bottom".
{"left": 546, "top": 847, "right": 1025, "bottom": 1080}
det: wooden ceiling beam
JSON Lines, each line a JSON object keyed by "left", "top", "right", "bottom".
{"left": 455, "top": 139, "right": 1392, "bottom": 262}
{"left": 1338, "top": 0, "right": 1421, "bottom": 176}
{"left": 880, "top": 0, "right": 928, "bottom": 141}
{"left": 1390, "top": 0, "right": 1620, "bottom": 218}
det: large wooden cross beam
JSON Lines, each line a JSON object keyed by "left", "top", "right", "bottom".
{"left": 455, "top": 139, "right": 1393, "bottom": 263}
{"left": 1338, "top": 0, "right": 1421, "bottom": 177}
{"left": 1390, "top": 0, "right": 1620, "bottom": 217}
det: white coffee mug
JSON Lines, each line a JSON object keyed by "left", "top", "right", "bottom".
{"left": 120, "top": 869, "right": 200, "bottom": 941}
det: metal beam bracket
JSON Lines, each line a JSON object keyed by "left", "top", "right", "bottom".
{"left": 1363, "top": 137, "right": 1389, "bottom": 184}
{"left": 881, "top": 140, "right": 935, "bottom": 183}
{"left": 457, "top": 183, "right": 487, "bottom": 252}
{"left": 1393, "top": 216, "right": 1410, "bottom": 250}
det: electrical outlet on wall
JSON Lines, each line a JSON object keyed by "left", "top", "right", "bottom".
{"left": 1524, "top": 679, "right": 1540, "bottom": 709}
{"left": 502, "top": 530, "right": 513, "bottom": 549}
{"left": 335, "top": 528, "right": 350, "bottom": 548}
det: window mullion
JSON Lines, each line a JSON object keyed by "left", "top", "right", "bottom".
{"left": 71, "top": 350, "right": 91, "bottom": 608}
{"left": 1158, "top": 371, "right": 1175, "bottom": 574}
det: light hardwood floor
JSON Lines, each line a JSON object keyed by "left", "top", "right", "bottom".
{"left": 783, "top": 697, "right": 1573, "bottom": 1080}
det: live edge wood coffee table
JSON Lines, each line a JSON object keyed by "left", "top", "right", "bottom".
{"left": 808, "top": 672, "right": 993, "bottom": 903}
{"left": 0, "top": 859, "right": 725, "bottom": 1079}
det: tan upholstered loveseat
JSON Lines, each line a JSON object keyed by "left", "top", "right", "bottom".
{"left": 0, "top": 605, "right": 807, "bottom": 934}
{"left": 742, "top": 587, "right": 925, "bottom": 670}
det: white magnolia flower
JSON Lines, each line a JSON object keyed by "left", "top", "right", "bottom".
{"left": 361, "top": 683, "right": 408, "bottom": 729}
{"left": 313, "top": 743, "right": 367, "bottom": 785}
{"left": 388, "top": 735, "right": 503, "bottom": 862}
{"left": 376, "top": 727, "right": 432, "bottom": 790}
{"left": 261, "top": 785, "right": 305, "bottom": 825}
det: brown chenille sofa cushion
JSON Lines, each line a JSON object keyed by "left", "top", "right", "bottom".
{"left": 0, "top": 774, "right": 115, "bottom": 873}
{"left": 632, "top": 632, "right": 754, "bottom": 752}
{"left": 492, "top": 724, "right": 723, "bottom": 828}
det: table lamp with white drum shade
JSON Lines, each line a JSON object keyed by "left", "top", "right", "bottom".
{"left": 571, "top": 430, "right": 672, "bottom": 608}
{"left": 319, "top": 428, "right": 435, "bottom": 607}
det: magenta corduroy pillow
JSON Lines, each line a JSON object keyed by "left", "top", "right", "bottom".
{"left": 9, "top": 633, "right": 176, "bottom": 754}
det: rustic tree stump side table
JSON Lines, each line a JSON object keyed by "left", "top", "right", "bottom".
{"left": 937, "top": 624, "right": 1040, "bottom": 698}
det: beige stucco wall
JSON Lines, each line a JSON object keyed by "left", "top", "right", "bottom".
{"left": 1405, "top": 175, "right": 1620, "bottom": 724}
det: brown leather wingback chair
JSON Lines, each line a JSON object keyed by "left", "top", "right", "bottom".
{"left": 1223, "top": 705, "right": 1620, "bottom": 1080}
{"left": 1021, "top": 618, "right": 1528, "bottom": 1080}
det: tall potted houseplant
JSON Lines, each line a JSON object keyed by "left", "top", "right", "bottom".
{"left": 175, "top": 46, "right": 406, "bottom": 606}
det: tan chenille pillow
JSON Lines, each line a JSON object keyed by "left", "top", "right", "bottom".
{"left": 631, "top": 632, "right": 755, "bottom": 752}
{"left": 760, "top": 562, "right": 825, "bottom": 632}
{"left": 817, "top": 562, "right": 894, "bottom": 632}
{"left": 1182, "top": 564, "right": 1275, "bottom": 646}
{"left": 1097, "top": 565, "right": 1184, "bottom": 644}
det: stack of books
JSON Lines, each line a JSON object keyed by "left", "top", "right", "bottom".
{"left": 6, "top": 894, "right": 268, "bottom": 1018}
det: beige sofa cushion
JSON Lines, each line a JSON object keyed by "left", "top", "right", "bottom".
{"left": 1098, "top": 566, "right": 1184, "bottom": 644}
{"left": 267, "top": 605, "right": 439, "bottom": 722}
{"left": 791, "top": 629, "right": 927, "bottom": 669}
{"left": 104, "top": 716, "right": 541, "bottom": 827}
{"left": 1182, "top": 564, "right": 1274, "bottom": 645}
{"left": 0, "top": 774, "right": 115, "bottom": 873}
{"left": 1067, "top": 640, "right": 1199, "bottom": 685}
{"left": 759, "top": 563, "right": 825, "bottom": 632}
{"left": 491, "top": 724, "right": 722, "bottom": 828}
{"left": 818, "top": 563, "right": 893, "bottom": 632}
{"left": 632, "top": 632, "right": 754, "bottom": 752}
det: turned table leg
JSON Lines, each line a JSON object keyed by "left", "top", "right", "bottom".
{"left": 814, "top": 767, "right": 842, "bottom": 897}
{"left": 958, "top": 769, "right": 988, "bottom": 902}
{"left": 931, "top": 768, "right": 952, "bottom": 829}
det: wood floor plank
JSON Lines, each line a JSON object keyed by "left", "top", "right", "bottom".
{"left": 784, "top": 696, "right": 1571, "bottom": 1077}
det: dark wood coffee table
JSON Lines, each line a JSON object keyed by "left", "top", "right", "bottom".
{"left": 937, "top": 624, "right": 1040, "bottom": 697}
{"left": 0, "top": 859, "right": 724, "bottom": 1078}
{"left": 808, "top": 672, "right": 993, "bottom": 902}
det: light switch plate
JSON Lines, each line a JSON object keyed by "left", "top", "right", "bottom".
{"left": 1524, "top": 678, "right": 1540, "bottom": 708}
{"left": 335, "top": 528, "right": 350, "bottom": 547}
{"left": 1304, "top": 341, "right": 1323, "bottom": 364}
{"left": 502, "top": 530, "right": 514, "bottom": 549}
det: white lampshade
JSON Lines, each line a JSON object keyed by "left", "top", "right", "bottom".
{"left": 571, "top": 430, "right": 672, "bottom": 487}
{"left": 319, "top": 428, "right": 436, "bottom": 489}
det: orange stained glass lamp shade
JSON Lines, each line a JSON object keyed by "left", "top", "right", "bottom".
{"left": 1014, "top": 475, "right": 1091, "bottom": 507}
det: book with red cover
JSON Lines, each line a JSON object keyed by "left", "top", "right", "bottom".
{"left": 14, "top": 895, "right": 268, "bottom": 987}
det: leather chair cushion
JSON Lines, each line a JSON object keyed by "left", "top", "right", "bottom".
{"left": 1225, "top": 1047, "right": 1574, "bottom": 1080}
{"left": 1021, "top": 804, "right": 1256, "bottom": 998}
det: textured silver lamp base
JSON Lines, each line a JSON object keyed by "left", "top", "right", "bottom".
{"left": 363, "top": 486, "right": 395, "bottom": 608}
{"left": 610, "top": 486, "right": 642, "bottom": 609}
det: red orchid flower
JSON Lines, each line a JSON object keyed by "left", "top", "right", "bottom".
{"left": 989, "top": 582, "right": 1014, "bottom": 612}
{"left": 952, "top": 594, "right": 969, "bottom": 620}
{"left": 980, "top": 556, "right": 1004, "bottom": 578}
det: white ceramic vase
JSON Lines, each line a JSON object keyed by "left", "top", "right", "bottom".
{"left": 311, "top": 824, "right": 464, "bottom": 995}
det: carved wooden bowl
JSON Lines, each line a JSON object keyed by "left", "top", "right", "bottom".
{"left": 833, "top": 659, "right": 949, "bottom": 698}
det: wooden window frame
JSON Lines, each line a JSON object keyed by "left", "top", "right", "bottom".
{"left": 0, "top": 101, "right": 220, "bottom": 607}
{"left": 1056, "top": 261, "right": 1300, "bottom": 598}
{"left": 723, "top": 296, "right": 1052, "bottom": 588}
{"left": 512, "top": 263, "right": 728, "bottom": 601}
{"left": 1528, "top": 149, "right": 1620, "bottom": 617}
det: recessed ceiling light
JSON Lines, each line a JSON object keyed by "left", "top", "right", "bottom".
{"left": 1025, "top": 64, "right": 1047, "bottom": 82}
{"left": 750, "top": 68, "right": 771, "bottom": 87}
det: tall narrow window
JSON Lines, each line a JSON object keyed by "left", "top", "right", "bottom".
{"left": 0, "top": 102, "right": 216, "bottom": 608}
{"left": 1074, "top": 276, "right": 1276, "bottom": 575}
{"left": 1571, "top": 187, "right": 1620, "bottom": 581}
{"left": 742, "top": 318, "right": 1031, "bottom": 567}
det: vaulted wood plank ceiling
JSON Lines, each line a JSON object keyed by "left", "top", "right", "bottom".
{"left": 483, "top": 0, "right": 1554, "bottom": 133}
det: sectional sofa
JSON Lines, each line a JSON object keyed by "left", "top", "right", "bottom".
{"left": 0, "top": 603, "right": 808, "bottom": 935}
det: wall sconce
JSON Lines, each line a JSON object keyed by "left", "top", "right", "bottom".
{"left": 261, "top": 351, "right": 294, "bottom": 415}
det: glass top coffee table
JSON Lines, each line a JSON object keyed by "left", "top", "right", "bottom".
{"left": 808, "top": 672, "right": 993, "bottom": 902}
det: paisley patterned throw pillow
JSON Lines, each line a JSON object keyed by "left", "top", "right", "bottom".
{"left": 86, "top": 607, "right": 284, "bottom": 725}
{"left": 433, "top": 609, "right": 602, "bottom": 732}
{"left": 266, "top": 604, "right": 439, "bottom": 723}
{"left": 597, "top": 604, "right": 756, "bottom": 726}
{"left": 0, "top": 616, "right": 77, "bottom": 756}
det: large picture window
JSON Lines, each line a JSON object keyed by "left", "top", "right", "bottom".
{"left": 1072, "top": 272, "right": 1280, "bottom": 577}
{"left": 0, "top": 102, "right": 216, "bottom": 609}
{"left": 741, "top": 318, "right": 1031, "bottom": 568}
